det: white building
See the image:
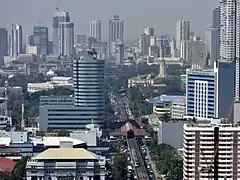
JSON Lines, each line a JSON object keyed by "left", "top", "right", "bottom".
{"left": 176, "top": 20, "right": 190, "bottom": 50}
{"left": 26, "top": 144, "right": 106, "bottom": 180}
{"left": 89, "top": 20, "right": 101, "bottom": 42}
{"left": 171, "top": 100, "right": 186, "bottom": 119}
{"left": 183, "top": 123, "right": 240, "bottom": 180}
{"left": 27, "top": 82, "right": 54, "bottom": 93}
{"left": 11, "top": 24, "right": 23, "bottom": 59}
{"left": 109, "top": 15, "right": 124, "bottom": 43}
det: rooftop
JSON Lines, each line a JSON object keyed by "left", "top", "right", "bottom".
{"left": 148, "top": 95, "right": 185, "bottom": 104}
{"left": 0, "top": 158, "right": 16, "bottom": 172}
{"left": 51, "top": 76, "right": 72, "bottom": 81}
{"left": 31, "top": 137, "right": 86, "bottom": 147}
{"left": 35, "top": 148, "right": 97, "bottom": 160}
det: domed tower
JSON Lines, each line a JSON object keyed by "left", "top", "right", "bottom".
{"left": 159, "top": 58, "right": 166, "bottom": 78}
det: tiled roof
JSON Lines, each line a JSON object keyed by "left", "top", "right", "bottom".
{"left": 0, "top": 158, "right": 16, "bottom": 172}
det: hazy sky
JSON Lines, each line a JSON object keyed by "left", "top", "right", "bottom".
{"left": 0, "top": 0, "right": 219, "bottom": 41}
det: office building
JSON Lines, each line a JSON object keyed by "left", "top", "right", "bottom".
{"left": 0, "top": 28, "right": 8, "bottom": 65}
{"left": 89, "top": 20, "right": 101, "bottom": 42}
{"left": 53, "top": 10, "right": 70, "bottom": 55}
{"left": 186, "top": 61, "right": 235, "bottom": 119}
{"left": 73, "top": 50, "right": 105, "bottom": 125}
{"left": 11, "top": 24, "right": 23, "bottom": 59}
{"left": 59, "top": 22, "right": 74, "bottom": 56}
{"left": 139, "top": 33, "right": 150, "bottom": 56}
{"left": 205, "top": 27, "right": 218, "bottom": 65}
{"left": 33, "top": 26, "right": 49, "bottom": 55}
{"left": 171, "top": 100, "right": 186, "bottom": 119}
{"left": 183, "top": 123, "right": 240, "bottom": 180}
{"left": 144, "top": 27, "right": 154, "bottom": 36}
{"left": 220, "top": 0, "right": 240, "bottom": 100}
{"left": 109, "top": 15, "right": 124, "bottom": 43}
{"left": 176, "top": 20, "right": 190, "bottom": 50}
{"left": 26, "top": 146, "right": 106, "bottom": 180}
{"left": 39, "top": 96, "right": 96, "bottom": 131}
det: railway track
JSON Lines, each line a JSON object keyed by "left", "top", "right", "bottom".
{"left": 127, "top": 138, "right": 150, "bottom": 180}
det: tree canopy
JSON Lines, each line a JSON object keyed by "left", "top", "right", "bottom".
{"left": 112, "top": 152, "right": 127, "bottom": 180}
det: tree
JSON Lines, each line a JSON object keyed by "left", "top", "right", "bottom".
{"left": 113, "top": 152, "right": 127, "bottom": 180}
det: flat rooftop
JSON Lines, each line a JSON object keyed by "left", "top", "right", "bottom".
{"left": 148, "top": 95, "right": 185, "bottom": 104}
{"left": 35, "top": 148, "right": 98, "bottom": 160}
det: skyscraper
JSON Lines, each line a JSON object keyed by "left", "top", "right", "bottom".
{"left": 11, "top": 24, "right": 22, "bottom": 59}
{"left": 213, "top": 6, "right": 220, "bottom": 30}
{"left": 175, "top": 20, "right": 190, "bottom": 50}
{"left": 139, "top": 33, "right": 150, "bottom": 56}
{"left": 205, "top": 27, "right": 218, "bottom": 64}
{"left": 220, "top": 0, "right": 240, "bottom": 100}
{"left": 33, "top": 26, "right": 49, "bottom": 55}
{"left": 213, "top": 6, "right": 220, "bottom": 59}
{"left": 109, "top": 15, "right": 124, "bottom": 43}
{"left": 73, "top": 50, "right": 105, "bottom": 126}
{"left": 89, "top": 20, "right": 101, "bottom": 42}
{"left": 0, "top": 28, "right": 8, "bottom": 65}
{"left": 53, "top": 9, "right": 70, "bottom": 55}
{"left": 58, "top": 22, "right": 74, "bottom": 56}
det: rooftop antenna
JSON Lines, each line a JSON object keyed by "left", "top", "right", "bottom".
{"left": 91, "top": 119, "right": 94, "bottom": 125}
{"left": 56, "top": 5, "right": 59, "bottom": 11}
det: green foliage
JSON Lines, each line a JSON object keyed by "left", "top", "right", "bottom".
{"left": 150, "top": 143, "right": 183, "bottom": 180}
{"left": 113, "top": 152, "right": 127, "bottom": 180}
{"left": 129, "top": 87, "right": 153, "bottom": 117}
{"left": 58, "top": 131, "right": 69, "bottom": 136}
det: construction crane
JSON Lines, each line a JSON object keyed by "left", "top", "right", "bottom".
{"left": 199, "top": 127, "right": 219, "bottom": 180}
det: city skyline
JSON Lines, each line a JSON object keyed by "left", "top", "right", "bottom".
{"left": 0, "top": 0, "right": 219, "bottom": 41}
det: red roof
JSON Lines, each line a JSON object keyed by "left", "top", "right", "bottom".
{"left": 0, "top": 158, "right": 16, "bottom": 172}
{"left": 110, "top": 129, "right": 148, "bottom": 137}
{"left": 120, "top": 122, "right": 136, "bottom": 132}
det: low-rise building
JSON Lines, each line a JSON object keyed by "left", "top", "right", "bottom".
{"left": 149, "top": 95, "right": 185, "bottom": 115}
{"left": 26, "top": 144, "right": 106, "bottom": 180}
{"left": 171, "top": 100, "right": 186, "bottom": 119}
{"left": 27, "top": 82, "right": 54, "bottom": 93}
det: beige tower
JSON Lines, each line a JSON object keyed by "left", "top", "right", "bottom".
{"left": 159, "top": 59, "right": 166, "bottom": 78}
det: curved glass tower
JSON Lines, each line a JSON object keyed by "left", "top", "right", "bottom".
{"left": 73, "top": 50, "right": 105, "bottom": 126}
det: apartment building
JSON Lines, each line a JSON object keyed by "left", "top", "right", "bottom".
{"left": 183, "top": 123, "right": 240, "bottom": 180}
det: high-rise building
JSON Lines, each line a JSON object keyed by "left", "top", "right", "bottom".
{"left": 109, "top": 15, "right": 124, "bottom": 43}
{"left": 186, "top": 61, "right": 235, "bottom": 119}
{"left": 144, "top": 27, "right": 154, "bottom": 36}
{"left": 58, "top": 22, "right": 74, "bottom": 56}
{"left": 139, "top": 34, "right": 150, "bottom": 56}
{"left": 181, "top": 40, "right": 205, "bottom": 67}
{"left": 53, "top": 10, "right": 70, "bottom": 55}
{"left": 205, "top": 27, "right": 218, "bottom": 64}
{"left": 176, "top": 20, "right": 190, "bottom": 50}
{"left": 183, "top": 123, "right": 240, "bottom": 180}
{"left": 11, "top": 24, "right": 23, "bottom": 59}
{"left": 33, "top": 26, "right": 49, "bottom": 55}
{"left": 26, "top": 33, "right": 34, "bottom": 47}
{"left": 213, "top": 6, "right": 220, "bottom": 30}
{"left": 213, "top": 6, "right": 220, "bottom": 59}
{"left": 89, "top": 20, "right": 101, "bottom": 42}
{"left": 220, "top": 0, "right": 240, "bottom": 100}
{"left": 73, "top": 50, "right": 105, "bottom": 126}
{"left": 0, "top": 28, "right": 8, "bottom": 65}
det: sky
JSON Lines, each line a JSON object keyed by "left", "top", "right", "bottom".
{"left": 0, "top": 0, "right": 219, "bottom": 41}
